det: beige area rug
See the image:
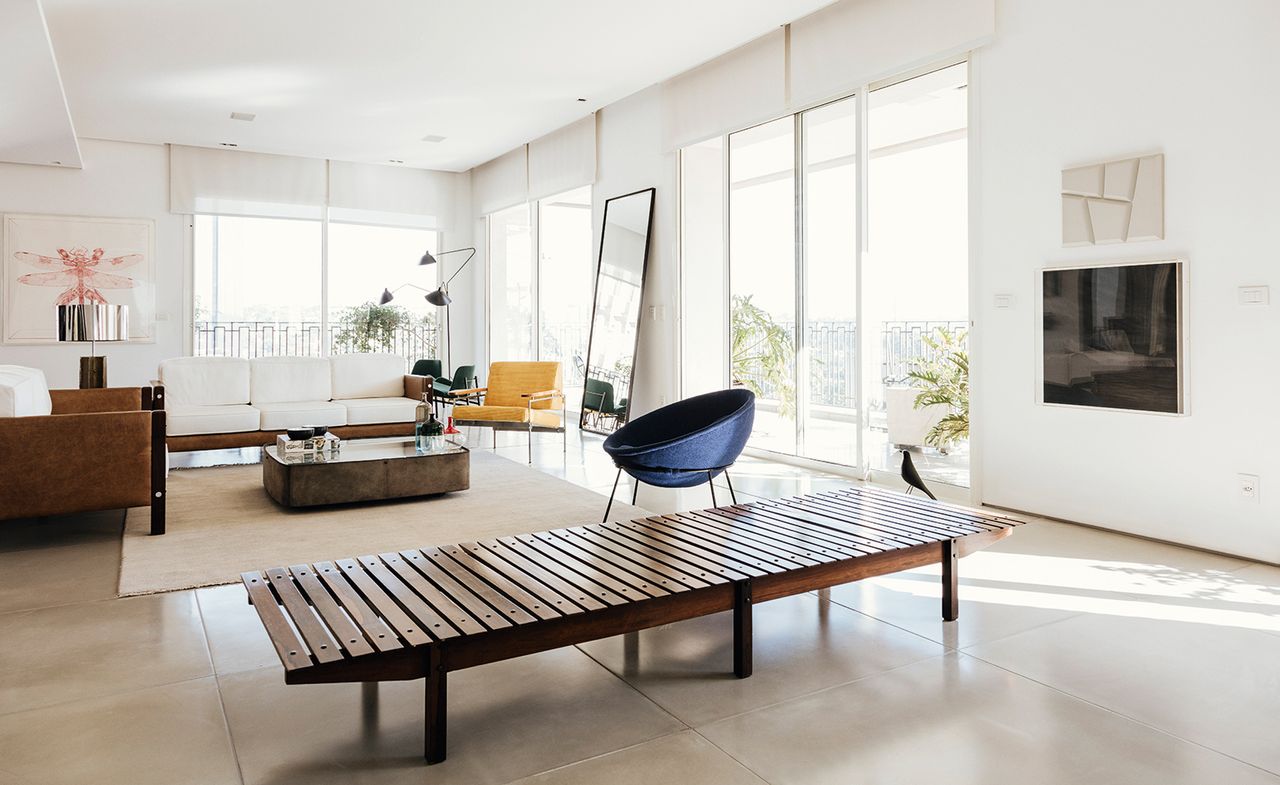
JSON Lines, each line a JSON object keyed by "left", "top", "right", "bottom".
{"left": 119, "top": 450, "right": 645, "bottom": 596}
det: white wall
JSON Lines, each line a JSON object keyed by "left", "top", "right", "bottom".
{"left": 593, "top": 86, "right": 680, "bottom": 418}
{"left": 0, "top": 139, "right": 185, "bottom": 388}
{"left": 977, "top": 0, "right": 1280, "bottom": 561}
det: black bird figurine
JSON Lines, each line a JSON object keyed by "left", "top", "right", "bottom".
{"left": 900, "top": 450, "right": 937, "bottom": 500}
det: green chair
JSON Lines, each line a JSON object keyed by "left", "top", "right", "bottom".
{"left": 584, "top": 378, "right": 627, "bottom": 430}
{"left": 411, "top": 359, "right": 443, "bottom": 379}
{"left": 436, "top": 364, "right": 480, "bottom": 405}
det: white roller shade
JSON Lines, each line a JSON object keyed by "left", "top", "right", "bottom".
{"left": 327, "top": 161, "right": 458, "bottom": 229}
{"left": 660, "top": 29, "right": 787, "bottom": 151}
{"left": 169, "top": 144, "right": 327, "bottom": 218}
{"left": 472, "top": 145, "right": 528, "bottom": 216}
{"left": 789, "top": 0, "right": 994, "bottom": 107}
{"left": 527, "top": 114, "right": 596, "bottom": 201}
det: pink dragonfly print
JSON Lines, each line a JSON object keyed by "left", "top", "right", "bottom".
{"left": 15, "top": 246, "right": 142, "bottom": 305}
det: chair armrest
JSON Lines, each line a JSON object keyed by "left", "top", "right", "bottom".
{"left": 521, "top": 389, "right": 563, "bottom": 399}
{"left": 450, "top": 386, "right": 487, "bottom": 397}
{"left": 0, "top": 409, "right": 163, "bottom": 521}
{"left": 49, "top": 387, "right": 146, "bottom": 414}
{"left": 149, "top": 381, "right": 166, "bottom": 410}
{"left": 403, "top": 374, "right": 432, "bottom": 401}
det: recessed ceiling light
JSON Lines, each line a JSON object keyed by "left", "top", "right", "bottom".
{"left": 230, "top": 111, "right": 256, "bottom": 121}
{"left": 388, "top": 159, "right": 404, "bottom": 164}
{"left": 219, "top": 142, "right": 238, "bottom": 147}
{"left": 50, "top": 160, "right": 61, "bottom": 165}
{"left": 576, "top": 98, "right": 586, "bottom": 102}
{"left": 421, "top": 135, "right": 446, "bottom": 143}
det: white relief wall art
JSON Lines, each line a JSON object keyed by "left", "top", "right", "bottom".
{"left": 1062, "top": 154, "right": 1163, "bottom": 246}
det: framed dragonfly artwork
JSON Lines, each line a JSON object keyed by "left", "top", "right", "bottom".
{"left": 2, "top": 213, "right": 156, "bottom": 344}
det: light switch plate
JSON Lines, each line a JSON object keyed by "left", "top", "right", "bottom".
{"left": 1239, "top": 473, "right": 1260, "bottom": 502}
{"left": 1239, "top": 286, "right": 1269, "bottom": 306}
{"left": 993, "top": 293, "right": 1015, "bottom": 309}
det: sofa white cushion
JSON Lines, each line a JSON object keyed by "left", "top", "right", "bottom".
{"left": 250, "top": 357, "right": 332, "bottom": 404}
{"left": 330, "top": 353, "right": 406, "bottom": 399}
{"left": 336, "top": 396, "right": 420, "bottom": 426}
{"left": 254, "top": 401, "right": 347, "bottom": 430}
{"left": 167, "top": 404, "right": 261, "bottom": 436}
{"left": 0, "top": 365, "right": 53, "bottom": 417}
{"left": 160, "top": 357, "right": 251, "bottom": 407}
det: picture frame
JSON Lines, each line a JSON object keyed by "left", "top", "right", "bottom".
{"left": 1036, "top": 258, "right": 1187, "bottom": 415}
{"left": 2, "top": 213, "right": 156, "bottom": 344}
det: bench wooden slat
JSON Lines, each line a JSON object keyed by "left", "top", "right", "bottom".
{"left": 288, "top": 564, "right": 375, "bottom": 658}
{"left": 420, "top": 547, "right": 541, "bottom": 626}
{"left": 333, "top": 558, "right": 439, "bottom": 645}
{"left": 527, "top": 529, "right": 676, "bottom": 597}
{"left": 690, "top": 509, "right": 868, "bottom": 559}
{"left": 716, "top": 505, "right": 888, "bottom": 556}
{"left": 431, "top": 545, "right": 566, "bottom": 621}
{"left": 312, "top": 562, "right": 404, "bottom": 652}
{"left": 241, "top": 571, "right": 312, "bottom": 671}
{"left": 520, "top": 531, "right": 669, "bottom": 599}
{"left": 750, "top": 502, "right": 923, "bottom": 549}
{"left": 584, "top": 524, "right": 739, "bottom": 584}
{"left": 454, "top": 540, "right": 598, "bottom": 615}
{"left": 804, "top": 492, "right": 991, "bottom": 539}
{"left": 653, "top": 514, "right": 832, "bottom": 568}
{"left": 557, "top": 527, "right": 717, "bottom": 590}
{"left": 609, "top": 519, "right": 777, "bottom": 577}
{"left": 496, "top": 536, "right": 630, "bottom": 606}
{"left": 264, "top": 567, "right": 345, "bottom": 664}
{"left": 666, "top": 512, "right": 840, "bottom": 565}
{"left": 826, "top": 488, "right": 1012, "bottom": 532}
{"left": 792, "top": 495, "right": 972, "bottom": 541}
{"left": 365, "top": 553, "right": 492, "bottom": 635}
{"left": 475, "top": 539, "right": 610, "bottom": 612}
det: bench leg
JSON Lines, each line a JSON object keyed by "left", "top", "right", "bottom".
{"left": 733, "top": 579, "right": 752, "bottom": 678}
{"left": 942, "top": 539, "right": 959, "bottom": 621}
{"left": 424, "top": 647, "right": 447, "bottom": 764}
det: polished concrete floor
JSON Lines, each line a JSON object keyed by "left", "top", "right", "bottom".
{"left": 3, "top": 426, "right": 1279, "bottom": 784}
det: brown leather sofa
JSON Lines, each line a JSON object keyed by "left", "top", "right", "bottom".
{"left": 0, "top": 386, "right": 167, "bottom": 535}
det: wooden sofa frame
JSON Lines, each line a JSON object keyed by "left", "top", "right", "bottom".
{"left": 242, "top": 486, "right": 1021, "bottom": 764}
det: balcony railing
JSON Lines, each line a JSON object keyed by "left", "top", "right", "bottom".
{"left": 738, "top": 320, "right": 968, "bottom": 410}
{"left": 193, "top": 321, "right": 438, "bottom": 367}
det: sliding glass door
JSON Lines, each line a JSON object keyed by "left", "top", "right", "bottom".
{"left": 709, "top": 62, "right": 970, "bottom": 488}
{"left": 728, "top": 117, "right": 797, "bottom": 455}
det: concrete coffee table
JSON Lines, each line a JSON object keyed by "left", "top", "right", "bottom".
{"left": 263, "top": 437, "right": 469, "bottom": 507}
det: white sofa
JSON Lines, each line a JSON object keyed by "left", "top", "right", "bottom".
{"left": 159, "top": 353, "right": 428, "bottom": 449}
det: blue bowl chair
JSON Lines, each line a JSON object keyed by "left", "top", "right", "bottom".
{"left": 601, "top": 388, "right": 755, "bottom": 521}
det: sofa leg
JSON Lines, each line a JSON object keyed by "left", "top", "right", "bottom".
{"left": 150, "top": 494, "right": 166, "bottom": 535}
{"left": 150, "top": 409, "right": 167, "bottom": 535}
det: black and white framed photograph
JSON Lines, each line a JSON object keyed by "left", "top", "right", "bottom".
{"left": 1040, "top": 259, "right": 1184, "bottom": 414}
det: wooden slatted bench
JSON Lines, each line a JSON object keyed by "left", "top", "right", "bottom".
{"left": 242, "top": 486, "right": 1021, "bottom": 764}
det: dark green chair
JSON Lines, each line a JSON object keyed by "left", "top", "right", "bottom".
{"left": 436, "top": 364, "right": 480, "bottom": 404}
{"left": 584, "top": 378, "right": 628, "bottom": 430}
{"left": 411, "top": 359, "right": 443, "bottom": 379}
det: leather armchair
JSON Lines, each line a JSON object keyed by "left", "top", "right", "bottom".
{"left": 0, "top": 385, "right": 167, "bottom": 534}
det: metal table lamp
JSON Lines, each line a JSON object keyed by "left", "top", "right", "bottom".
{"left": 56, "top": 303, "right": 128, "bottom": 388}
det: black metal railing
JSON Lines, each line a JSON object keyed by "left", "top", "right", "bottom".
{"left": 193, "top": 321, "right": 439, "bottom": 368}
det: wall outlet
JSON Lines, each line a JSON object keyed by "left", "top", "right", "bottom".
{"left": 1239, "top": 286, "right": 1269, "bottom": 306}
{"left": 1238, "top": 473, "right": 1259, "bottom": 502}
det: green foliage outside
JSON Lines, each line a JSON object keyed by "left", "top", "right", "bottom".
{"left": 906, "top": 327, "right": 969, "bottom": 452}
{"left": 332, "top": 303, "right": 436, "bottom": 356}
{"left": 730, "top": 294, "right": 795, "bottom": 418}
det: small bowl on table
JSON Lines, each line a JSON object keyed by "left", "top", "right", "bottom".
{"left": 306, "top": 425, "right": 329, "bottom": 438}
{"left": 286, "top": 427, "right": 315, "bottom": 441}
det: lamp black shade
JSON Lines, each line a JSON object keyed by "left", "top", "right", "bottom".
{"left": 419, "top": 251, "right": 438, "bottom": 266}
{"left": 379, "top": 288, "right": 394, "bottom": 305}
{"left": 425, "top": 287, "right": 452, "bottom": 307}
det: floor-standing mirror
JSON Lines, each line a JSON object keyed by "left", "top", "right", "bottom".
{"left": 580, "top": 188, "right": 655, "bottom": 434}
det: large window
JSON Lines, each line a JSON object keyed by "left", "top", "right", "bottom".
{"left": 192, "top": 215, "right": 438, "bottom": 362}
{"left": 682, "top": 61, "right": 969, "bottom": 487}
{"left": 487, "top": 203, "right": 535, "bottom": 361}
{"left": 487, "top": 186, "right": 594, "bottom": 411}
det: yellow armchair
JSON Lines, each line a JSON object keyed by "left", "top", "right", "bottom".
{"left": 452, "top": 362, "right": 565, "bottom": 462}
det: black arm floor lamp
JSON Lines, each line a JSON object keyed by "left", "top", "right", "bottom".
{"left": 380, "top": 246, "right": 475, "bottom": 373}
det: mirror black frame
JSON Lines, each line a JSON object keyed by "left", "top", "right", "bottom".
{"left": 579, "top": 187, "right": 656, "bottom": 435}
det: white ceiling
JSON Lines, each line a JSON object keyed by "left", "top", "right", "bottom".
{"left": 39, "top": 0, "right": 834, "bottom": 172}
{"left": 0, "top": 0, "right": 80, "bottom": 168}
